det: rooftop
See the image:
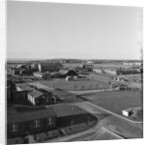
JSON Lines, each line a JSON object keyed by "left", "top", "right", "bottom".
{"left": 16, "top": 83, "right": 33, "bottom": 91}
{"left": 27, "top": 82, "right": 54, "bottom": 92}
{"left": 7, "top": 106, "right": 56, "bottom": 124}
{"left": 52, "top": 104, "right": 87, "bottom": 117}
{"left": 28, "top": 90, "right": 43, "bottom": 98}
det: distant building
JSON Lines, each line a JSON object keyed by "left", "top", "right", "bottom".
{"left": 86, "top": 60, "right": 94, "bottom": 64}
{"left": 8, "top": 67, "right": 26, "bottom": 75}
{"left": 104, "top": 69, "right": 117, "bottom": 75}
{"left": 113, "top": 76, "right": 128, "bottom": 82}
{"left": 82, "top": 64, "right": 93, "bottom": 72}
{"left": 117, "top": 68, "right": 141, "bottom": 75}
{"left": 33, "top": 72, "right": 44, "bottom": 79}
{"left": 7, "top": 107, "right": 56, "bottom": 138}
{"left": 123, "top": 62, "right": 142, "bottom": 66}
{"left": 33, "top": 71, "right": 51, "bottom": 80}
{"left": 38, "top": 63, "right": 63, "bottom": 72}
{"left": 65, "top": 76, "right": 77, "bottom": 81}
{"left": 93, "top": 68, "right": 102, "bottom": 74}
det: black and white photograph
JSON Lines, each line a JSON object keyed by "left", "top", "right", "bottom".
{"left": 6, "top": 0, "right": 143, "bottom": 144}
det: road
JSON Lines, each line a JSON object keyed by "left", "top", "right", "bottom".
{"left": 45, "top": 101, "right": 142, "bottom": 143}
{"left": 73, "top": 101, "right": 143, "bottom": 139}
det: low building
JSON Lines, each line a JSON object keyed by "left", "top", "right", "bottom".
{"left": 65, "top": 76, "right": 77, "bottom": 81}
{"left": 123, "top": 62, "right": 142, "bottom": 66}
{"left": 9, "top": 67, "right": 27, "bottom": 75}
{"left": 27, "top": 90, "right": 44, "bottom": 106}
{"left": 117, "top": 68, "right": 141, "bottom": 75}
{"left": 82, "top": 64, "right": 93, "bottom": 72}
{"left": 59, "top": 69, "right": 78, "bottom": 76}
{"left": 33, "top": 71, "right": 51, "bottom": 80}
{"left": 11, "top": 91, "right": 28, "bottom": 102}
{"left": 33, "top": 72, "right": 44, "bottom": 79}
{"left": 7, "top": 107, "right": 56, "bottom": 138}
{"left": 113, "top": 76, "right": 128, "bottom": 82}
{"left": 16, "top": 83, "right": 33, "bottom": 92}
{"left": 122, "top": 109, "right": 133, "bottom": 117}
{"left": 38, "top": 63, "right": 63, "bottom": 72}
{"left": 93, "top": 68, "right": 102, "bottom": 74}
{"left": 104, "top": 69, "right": 117, "bottom": 75}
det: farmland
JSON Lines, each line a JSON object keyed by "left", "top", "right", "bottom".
{"left": 79, "top": 90, "right": 142, "bottom": 115}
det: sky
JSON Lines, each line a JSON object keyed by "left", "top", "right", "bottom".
{"left": 7, "top": 1, "right": 143, "bottom": 60}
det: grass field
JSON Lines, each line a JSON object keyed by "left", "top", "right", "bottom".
{"left": 80, "top": 90, "right": 142, "bottom": 115}
{"left": 38, "top": 79, "right": 111, "bottom": 91}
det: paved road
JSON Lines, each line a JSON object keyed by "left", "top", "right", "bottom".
{"left": 45, "top": 101, "right": 142, "bottom": 143}
{"left": 44, "top": 116, "right": 123, "bottom": 143}
{"left": 73, "top": 101, "right": 143, "bottom": 139}
{"left": 68, "top": 88, "right": 119, "bottom": 95}
{"left": 85, "top": 102, "right": 142, "bottom": 124}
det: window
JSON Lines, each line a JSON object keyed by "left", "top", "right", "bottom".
{"left": 47, "top": 117, "right": 53, "bottom": 125}
{"left": 34, "top": 120, "right": 40, "bottom": 128}
{"left": 11, "top": 124, "right": 18, "bottom": 132}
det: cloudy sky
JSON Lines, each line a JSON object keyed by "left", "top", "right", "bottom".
{"left": 7, "top": 1, "right": 142, "bottom": 60}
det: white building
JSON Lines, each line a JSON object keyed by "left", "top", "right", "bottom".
{"left": 33, "top": 72, "right": 44, "bottom": 79}
{"left": 93, "top": 68, "right": 102, "bottom": 74}
{"left": 104, "top": 69, "right": 117, "bottom": 75}
{"left": 27, "top": 90, "right": 44, "bottom": 106}
{"left": 122, "top": 109, "right": 133, "bottom": 117}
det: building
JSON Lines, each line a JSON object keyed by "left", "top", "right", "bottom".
{"left": 53, "top": 104, "right": 97, "bottom": 129}
{"left": 16, "top": 83, "right": 33, "bottom": 92}
{"left": 117, "top": 68, "right": 141, "bottom": 75}
{"left": 82, "top": 64, "right": 93, "bottom": 72}
{"left": 93, "top": 68, "right": 102, "bottom": 74}
{"left": 104, "top": 69, "right": 117, "bottom": 75}
{"left": 59, "top": 69, "right": 78, "bottom": 76}
{"left": 27, "top": 90, "right": 44, "bottom": 106}
{"left": 11, "top": 91, "right": 28, "bottom": 102}
{"left": 33, "top": 72, "right": 44, "bottom": 79}
{"left": 38, "top": 63, "right": 63, "bottom": 72}
{"left": 65, "top": 76, "right": 77, "bottom": 81}
{"left": 113, "top": 76, "right": 128, "bottom": 82}
{"left": 7, "top": 107, "right": 56, "bottom": 138}
{"left": 123, "top": 62, "right": 142, "bottom": 66}
{"left": 122, "top": 109, "right": 133, "bottom": 117}
{"left": 33, "top": 71, "right": 51, "bottom": 80}
{"left": 8, "top": 67, "right": 27, "bottom": 75}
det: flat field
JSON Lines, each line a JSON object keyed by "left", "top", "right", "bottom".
{"left": 80, "top": 90, "right": 142, "bottom": 115}
{"left": 38, "top": 79, "right": 111, "bottom": 91}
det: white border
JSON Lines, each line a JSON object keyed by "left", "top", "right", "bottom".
{"left": 0, "top": 0, "right": 6, "bottom": 144}
{"left": 1, "top": 0, "right": 149, "bottom": 145}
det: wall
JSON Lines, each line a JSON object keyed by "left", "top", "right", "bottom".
{"left": 7, "top": 117, "right": 56, "bottom": 138}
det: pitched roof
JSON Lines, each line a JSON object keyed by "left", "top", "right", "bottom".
{"left": 7, "top": 107, "right": 56, "bottom": 124}
{"left": 52, "top": 104, "right": 87, "bottom": 117}
{"left": 28, "top": 90, "right": 43, "bottom": 98}
{"left": 16, "top": 83, "right": 33, "bottom": 91}
{"left": 27, "top": 83, "right": 54, "bottom": 92}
